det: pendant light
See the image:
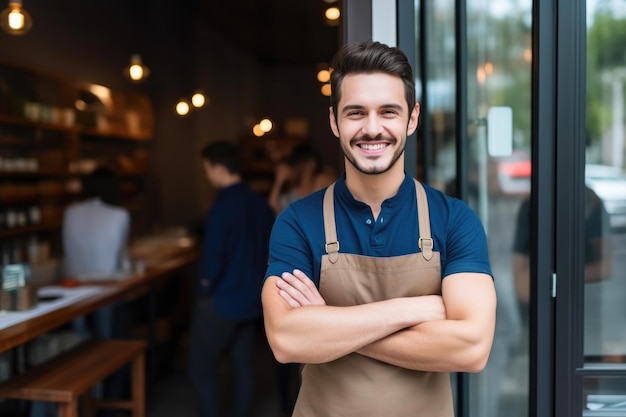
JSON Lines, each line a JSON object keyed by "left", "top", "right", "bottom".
{"left": 191, "top": 90, "right": 206, "bottom": 108}
{"left": 124, "top": 54, "right": 150, "bottom": 83}
{"left": 175, "top": 99, "right": 190, "bottom": 116}
{"left": 0, "top": 0, "right": 32, "bottom": 35}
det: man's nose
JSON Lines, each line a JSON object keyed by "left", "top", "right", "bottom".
{"left": 361, "top": 114, "right": 384, "bottom": 137}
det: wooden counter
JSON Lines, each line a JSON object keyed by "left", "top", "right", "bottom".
{"left": 0, "top": 245, "right": 200, "bottom": 354}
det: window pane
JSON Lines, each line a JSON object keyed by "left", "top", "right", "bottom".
{"left": 420, "top": 0, "right": 457, "bottom": 193}
{"left": 584, "top": 375, "right": 626, "bottom": 416}
{"left": 465, "top": 1, "right": 532, "bottom": 417}
{"left": 583, "top": 0, "right": 626, "bottom": 379}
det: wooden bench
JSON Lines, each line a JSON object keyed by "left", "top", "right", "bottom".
{"left": 0, "top": 339, "right": 147, "bottom": 417}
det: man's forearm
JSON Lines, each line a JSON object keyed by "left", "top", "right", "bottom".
{"left": 262, "top": 276, "right": 445, "bottom": 364}
{"left": 358, "top": 273, "right": 496, "bottom": 373}
{"left": 267, "top": 301, "right": 413, "bottom": 364}
{"left": 357, "top": 319, "right": 492, "bottom": 373}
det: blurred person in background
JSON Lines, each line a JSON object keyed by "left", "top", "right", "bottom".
{"left": 267, "top": 143, "right": 337, "bottom": 416}
{"left": 63, "top": 167, "right": 130, "bottom": 279}
{"left": 268, "top": 144, "right": 328, "bottom": 215}
{"left": 49, "top": 165, "right": 131, "bottom": 417}
{"left": 188, "top": 141, "right": 275, "bottom": 417}
{"left": 513, "top": 185, "right": 614, "bottom": 353}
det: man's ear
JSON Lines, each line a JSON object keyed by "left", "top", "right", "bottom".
{"left": 407, "top": 103, "right": 421, "bottom": 136}
{"left": 329, "top": 106, "right": 340, "bottom": 138}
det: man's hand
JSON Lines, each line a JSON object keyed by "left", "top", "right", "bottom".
{"left": 276, "top": 269, "right": 326, "bottom": 307}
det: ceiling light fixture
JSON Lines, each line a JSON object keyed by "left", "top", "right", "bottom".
{"left": 324, "top": 7, "right": 341, "bottom": 26}
{"left": 253, "top": 124, "right": 265, "bottom": 137}
{"left": 191, "top": 91, "right": 207, "bottom": 108}
{"left": 175, "top": 99, "right": 190, "bottom": 116}
{"left": 317, "top": 68, "right": 331, "bottom": 83}
{"left": 0, "top": 0, "right": 32, "bottom": 35}
{"left": 124, "top": 54, "right": 150, "bottom": 82}
{"left": 259, "top": 118, "right": 273, "bottom": 133}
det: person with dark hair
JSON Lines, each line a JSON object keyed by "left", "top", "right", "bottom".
{"left": 63, "top": 165, "right": 129, "bottom": 283}
{"left": 58, "top": 165, "right": 131, "bottom": 417}
{"left": 268, "top": 144, "right": 325, "bottom": 215}
{"left": 188, "top": 140, "right": 275, "bottom": 417}
{"left": 267, "top": 143, "right": 336, "bottom": 416}
{"left": 262, "top": 40, "right": 496, "bottom": 416}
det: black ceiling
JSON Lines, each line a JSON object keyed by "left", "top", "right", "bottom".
{"left": 195, "top": 0, "right": 342, "bottom": 67}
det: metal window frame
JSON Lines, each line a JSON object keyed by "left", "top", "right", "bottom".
{"left": 553, "top": 0, "right": 586, "bottom": 415}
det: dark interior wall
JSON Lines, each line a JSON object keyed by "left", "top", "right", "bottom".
{"left": 0, "top": 1, "right": 263, "bottom": 232}
{"left": 261, "top": 66, "right": 343, "bottom": 174}
{"left": 0, "top": 1, "right": 340, "bottom": 234}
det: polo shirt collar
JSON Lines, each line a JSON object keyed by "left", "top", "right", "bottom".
{"left": 334, "top": 172, "right": 414, "bottom": 209}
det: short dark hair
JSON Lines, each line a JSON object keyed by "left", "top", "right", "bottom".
{"left": 82, "top": 166, "right": 121, "bottom": 206}
{"left": 285, "top": 144, "right": 323, "bottom": 186}
{"left": 330, "top": 40, "right": 416, "bottom": 120}
{"left": 201, "top": 141, "right": 242, "bottom": 175}
{"left": 285, "top": 144, "right": 322, "bottom": 172}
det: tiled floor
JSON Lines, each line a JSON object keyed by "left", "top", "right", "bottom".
{"left": 146, "top": 323, "right": 298, "bottom": 417}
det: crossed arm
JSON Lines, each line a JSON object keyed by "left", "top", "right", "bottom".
{"left": 261, "top": 269, "right": 496, "bottom": 373}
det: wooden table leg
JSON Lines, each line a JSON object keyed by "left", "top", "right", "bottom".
{"left": 132, "top": 351, "right": 146, "bottom": 417}
{"left": 58, "top": 401, "right": 78, "bottom": 417}
{"left": 82, "top": 389, "right": 95, "bottom": 417}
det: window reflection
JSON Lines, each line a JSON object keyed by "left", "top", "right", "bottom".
{"left": 584, "top": 0, "right": 626, "bottom": 395}
{"left": 420, "top": 0, "right": 532, "bottom": 416}
{"left": 464, "top": 2, "right": 532, "bottom": 417}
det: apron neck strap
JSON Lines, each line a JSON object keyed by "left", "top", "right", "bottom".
{"left": 322, "top": 179, "right": 434, "bottom": 262}
{"left": 414, "top": 179, "right": 434, "bottom": 261}
{"left": 323, "top": 183, "right": 340, "bottom": 263}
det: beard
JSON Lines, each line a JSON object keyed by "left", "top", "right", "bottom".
{"left": 340, "top": 134, "right": 405, "bottom": 175}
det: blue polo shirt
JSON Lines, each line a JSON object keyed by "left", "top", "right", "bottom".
{"left": 265, "top": 173, "right": 492, "bottom": 287}
{"left": 199, "top": 182, "right": 275, "bottom": 320}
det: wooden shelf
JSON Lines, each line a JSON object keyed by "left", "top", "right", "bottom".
{"left": 0, "top": 113, "right": 151, "bottom": 142}
{"left": 0, "top": 60, "right": 155, "bottom": 246}
{"left": 0, "top": 170, "right": 71, "bottom": 178}
{"left": 0, "top": 222, "right": 62, "bottom": 239}
{"left": 81, "top": 127, "right": 151, "bottom": 142}
{"left": 0, "top": 113, "right": 81, "bottom": 134}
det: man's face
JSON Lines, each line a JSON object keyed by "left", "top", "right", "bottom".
{"left": 203, "top": 160, "right": 220, "bottom": 187}
{"left": 329, "top": 73, "right": 419, "bottom": 176}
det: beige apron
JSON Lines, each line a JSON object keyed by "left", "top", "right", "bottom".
{"left": 293, "top": 180, "right": 454, "bottom": 417}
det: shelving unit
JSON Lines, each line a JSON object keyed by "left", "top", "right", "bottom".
{"left": 0, "top": 61, "right": 154, "bottom": 266}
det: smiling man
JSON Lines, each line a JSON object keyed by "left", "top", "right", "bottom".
{"left": 262, "top": 40, "right": 496, "bottom": 417}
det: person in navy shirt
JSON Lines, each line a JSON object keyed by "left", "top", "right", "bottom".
{"left": 261, "top": 40, "right": 497, "bottom": 417}
{"left": 188, "top": 141, "right": 275, "bottom": 417}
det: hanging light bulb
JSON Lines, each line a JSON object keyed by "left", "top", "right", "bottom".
{"left": 321, "top": 83, "right": 332, "bottom": 97}
{"left": 191, "top": 91, "right": 206, "bottom": 108}
{"left": 323, "top": 6, "right": 341, "bottom": 27}
{"left": 252, "top": 124, "right": 265, "bottom": 137}
{"left": 124, "top": 54, "right": 150, "bottom": 82}
{"left": 175, "top": 99, "right": 190, "bottom": 116}
{"left": 0, "top": 0, "right": 32, "bottom": 35}
{"left": 324, "top": 7, "right": 340, "bottom": 21}
{"left": 259, "top": 118, "right": 273, "bottom": 133}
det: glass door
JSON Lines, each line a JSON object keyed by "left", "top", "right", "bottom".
{"left": 408, "top": 0, "right": 626, "bottom": 414}
{"left": 464, "top": 2, "right": 532, "bottom": 417}
{"left": 580, "top": 1, "right": 626, "bottom": 414}
{"left": 414, "top": 1, "right": 532, "bottom": 415}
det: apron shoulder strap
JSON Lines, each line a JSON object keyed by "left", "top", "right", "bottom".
{"left": 324, "top": 180, "right": 433, "bottom": 262}
{"left": 323, "top": 183, "right": 340, "bottom": 264}
{"left": 414, "top": 179, "right": 434, "bottom": 261}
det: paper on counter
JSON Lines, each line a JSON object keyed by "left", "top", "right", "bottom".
{"left": 0, "top": 286, "right": 108, "bottom": 331}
